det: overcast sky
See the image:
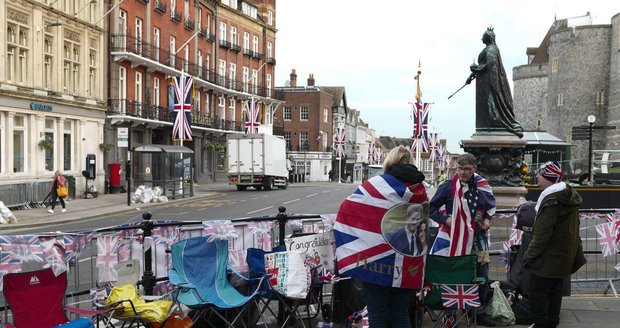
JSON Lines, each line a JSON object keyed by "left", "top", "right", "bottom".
{"left": 273, "top": 1, "right": 619, "bottom": 153}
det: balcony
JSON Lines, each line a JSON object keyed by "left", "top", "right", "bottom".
{"left": 206, "top": 33, "right": 215, "bottom": 42}
{"left": 267, "top": 57, "right": 276, "bottom": 65}
{"left": 198, "top": 27, "right": 208, "bottom": 38}
{"left": 184, "top": 18, "right": 195, "bottom": 31}
{"left": 137, "top": 0, "right": 149, "bottom": 4}
{"left": 219, "top": 40, "right": 231, "bottom": 49}
{"left": 154, "top": 1, "right": 166, "bottom": 14}
{"left": 251, "top": 52, "right": 264, "bottom": 60}
{"left": 230, "top": 43, "right": 241, "bottom": 53}
{"left": 171, "top": 10, "right": 182, "bottom": 22}
{"left": 243, "top": 49, "right": 253, "bottom": 57}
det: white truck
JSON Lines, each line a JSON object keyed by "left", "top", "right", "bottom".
{"left": 227, "top": 133, "right": 289, "bottom": 191}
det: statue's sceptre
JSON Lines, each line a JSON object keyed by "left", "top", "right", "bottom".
{"left": 448, "top": 61, "right": 478, "bottom": 99}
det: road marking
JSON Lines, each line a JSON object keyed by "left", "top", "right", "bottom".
{"left": 247, "top": 206, "right": 274, "bottom": 214}
{"left": 321, "top": 190, "right": 330, "bottom": 193}
{"left": 306, "top": 193, "right": 318, "bottom": 198}
{"left": 283, "top": 199, "right": 300, "bottom": 204}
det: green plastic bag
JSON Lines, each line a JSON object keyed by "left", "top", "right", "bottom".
{"left": 483, "top": 281, "right": 516, "bottom": 326}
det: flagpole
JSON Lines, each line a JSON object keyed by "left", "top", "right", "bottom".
{"left": 414, "top": 63, "right": 422, "bottom": 169}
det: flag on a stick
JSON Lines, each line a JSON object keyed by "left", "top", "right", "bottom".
{"left": 172, "top": 74, "right": 193, "bottom": 140}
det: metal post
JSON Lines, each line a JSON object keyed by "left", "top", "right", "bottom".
{"left": 588, "top": 121, "right": 594, "bottom": 182}
{"left": 276, "top": 206, "right": 287, "bottom": 325}
{"left": 141, "top": 212, "right": 155, "bottom": 295}
{"left": 126, "top": 125, "right": 132, "bottom": 206}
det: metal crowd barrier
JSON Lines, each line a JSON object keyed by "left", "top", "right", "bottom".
{"left": 0, "top": 180, "right": 54, "bottom": 210}
{"left": 0, "top": 207, "right": 618, "bottom": 325}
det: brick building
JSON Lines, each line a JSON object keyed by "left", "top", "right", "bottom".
{"left": 105, "top": 0, "right": 280, "bottom": 186}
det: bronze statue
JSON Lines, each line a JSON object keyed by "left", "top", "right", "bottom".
{"left": 466, "top": 27, "right": 523, "bottom": 138}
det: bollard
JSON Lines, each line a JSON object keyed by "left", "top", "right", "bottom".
{"left": 140, "top": 212, "right": 156, "bottom": 296}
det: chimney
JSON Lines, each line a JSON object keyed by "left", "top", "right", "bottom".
{"left": 307, "top": 74, "right": 315, "bottom": 87}
{"left": 290, "top": 69, "right": 297, "bottom": 87}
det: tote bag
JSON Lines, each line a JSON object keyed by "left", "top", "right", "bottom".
{"left": 264, "top": 250, "right": 312, "bottom": 299}
{"left": 57, "top": 186, "right": 68, "bottom": 198}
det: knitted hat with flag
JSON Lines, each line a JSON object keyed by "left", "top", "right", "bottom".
{"left": 538, "top": 161, "right": 564, "bottom": 183}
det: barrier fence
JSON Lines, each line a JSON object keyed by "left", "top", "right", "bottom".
{"left": 0, "top": 180, "right": 53, "bottom": 209}
{"left": 0, "top": 207, "right": 618, "bottom": 326}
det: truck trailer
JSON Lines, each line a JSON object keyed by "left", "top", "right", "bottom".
{"left": 227, "top": 133, "right": 289, "bottom": 191}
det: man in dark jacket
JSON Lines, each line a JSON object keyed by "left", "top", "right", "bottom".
{"left": 524, "top": 161, "right": 583, "bottom": 328}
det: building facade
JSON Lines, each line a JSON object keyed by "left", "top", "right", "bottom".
{"left": 0, "top": 0, "right": 107, "bottom": 195}
{"left": 275, "top": 71, "right": 334, "bottom": 182}
{"left": 513, "top": 12, "right": 620, "bottom": 172}
{"left": 105, "top": 0, "right": 280, "bottom": 186}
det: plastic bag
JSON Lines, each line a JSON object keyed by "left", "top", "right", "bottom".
{"left": 57, "top": 186, "right": 68, "bottom": 198}
{"left": 107, "top": 284, "right": 172, "bottom": 323}
{"left": 483, "top": 281, "right": 516, "bottom": 326}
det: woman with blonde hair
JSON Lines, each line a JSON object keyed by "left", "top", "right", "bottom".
{"left": 48, "top": 170, "right": 67, "bottom": 214}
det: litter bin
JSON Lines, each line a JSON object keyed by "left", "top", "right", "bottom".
{"left": 108, "top": 162, "right": 122, "bottom": 194}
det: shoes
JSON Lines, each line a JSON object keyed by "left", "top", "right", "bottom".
{"left": 47, "top": 209, "right": 54, "bottom": 214}
{"left": 61, "top": 208, "right": 66, "bottom": 213}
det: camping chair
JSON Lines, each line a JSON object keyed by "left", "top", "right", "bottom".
{"left": 422, "top": 255, "right": 484, "bottom": 328}
{"left": 2, "top": 268, "right": 98, "bottom": 328}
{"left": 168, "top": 237, "right": 269, "bottom": 328}
{"left": 246, "top": 245, "right": 313, "bottom": 328}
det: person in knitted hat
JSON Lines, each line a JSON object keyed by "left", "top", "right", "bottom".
{"left": 524, "top": 161, "right": 584, "bottom": 328}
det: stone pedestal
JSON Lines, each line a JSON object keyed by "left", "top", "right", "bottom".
{"left": 461, "top": 133, "right": 527, "bottom": 209}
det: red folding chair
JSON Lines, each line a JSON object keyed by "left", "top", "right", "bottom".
{"left": 2, "top": 268, "right": 103, "bottom": 328}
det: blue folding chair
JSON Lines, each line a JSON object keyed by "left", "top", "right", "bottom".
{"left": 168, "top": 237, "right": 269, "bottom": 328}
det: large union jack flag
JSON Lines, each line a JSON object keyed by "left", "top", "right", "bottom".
{"left": 596, "top": 221, "right": 618, "bottom": 257}
{"left": 97, "top": 235, "right": 119, "bottom": 283}
{"left": 335, "top": 127, "right": 345, "bottom": 159}
{"left": 244, "top": 100, "right": 261, "bottom": 134}
{"left": 334, "top": 175, "right": 428, "bottom": 289}
{"left": 368, "top": 143, "right": 375, "bottom": 164}
{"left": 440, "top": 284, "right": 481, "bottom": 309}
{"left": 172, "top": 74, "right": 193, "bottom": 140}
{"left": 412, "top": 102, "right": 430, "bottom": 138}
{"left": 428, "top": 133, "right": 440, "bottom": 161}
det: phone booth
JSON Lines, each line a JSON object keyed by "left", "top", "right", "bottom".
{"left": 83, "top": 154, "right": 98, "bottom": 198}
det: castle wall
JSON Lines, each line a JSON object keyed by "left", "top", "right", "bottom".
{"left": 607, "top": 13, "right": 620, "bottom": 150}
{"left": 513, "top": 64, "right": 548, "bottom": 131}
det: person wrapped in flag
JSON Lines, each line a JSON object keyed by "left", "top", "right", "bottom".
{"left": 428, "top": 153, "right": 496, "bottom": 304}
{"left": 335, "top": 145, "right": 428, "bottom": 328}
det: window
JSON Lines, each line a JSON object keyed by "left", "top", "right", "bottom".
{"left": 119, "top": 10, "right": 127, "bottom": 48}
{"left": 169, "top": 36, "right": 176, "bottom": 66}
{"left": 218, "top": 60, "right": 226, "bottom": 85}
{"left": 230, "top": 26, "right": 237, "bottom": 46}
{"left": 551, "top": 57, "right": 558, "bottom": 72}
{"left": 88, "top": 50, "right": 96, "bottom": 97}
{"left": 170, "top": 0, "right": 176, "bottom": 17}
{"left": 220, "top": 22, "right": 227, "bottom": 42}
{"left": 228, "top": 98, "right": 236, "bottom": 127}
{"left": 243, "top": 32, "right": 250, "bottom": 51}
{"left": 284, "top": 132, "right": 291, "bottom": 150}
{"left": 229, "top": 63, "right": 236, "bottom": 89}
{"left": 184, "top": 0, "right": 189, "bottom": 20}
{"left": 196, "top": 8, "right": 202, "bottom": 29}
{"left": 218, "top": 96, "right": 226, "bottom": 121}
{"left": 118, "top": 66, "right": 127, "bottom": 111}
{"left": 206, "top": 14, "right": 211, "bottom": 34}
{"left": 596, "top": 91, "right": 605, "bottom": 106}
{"left": 300, "top": 106, "right": 309, "bottom": 121}
{"left": 13, "top": 116, "right": 26, "bottom": 173}
{"left": 195, "top": 90, "right": 201, "bottom": 112}
{"left": 135, "top": 18, "right": 143, "bottom": 54}
{"left": 267, "top": 41, "right": 273, "bottom": 59}
{"left": 266, "top": 74, "right": 272, "bottom": 97}
{"left": 44, "top": 37, "right": 53, "bottom": 90}
{"left": 44, "top": 119, "right": 55, "bottom": 171}
{"left": 153, "top": 77, "right": 160, "bottom": 107}
{"left": 557, "top": 93, "right": 564, "bottom": 107}
{"left": 283, "top": 106, "right": 292, "bottom": 120}
{"left": 242, "top": 67, "right": 249, "bottom": 92}
{"left": 63, "top": 121, "right": 73, "bottom": 171}
{"left": 252, "top": 35, "right": 259, "bottom": 53}
{"left": 6, "top": 22, "right": 29, "bottom": 84}
{"left": 135, "top": 72, "right": 143, "bottom": 104}
{"left": 183, "top": 45, "right": 189, "bottom": 71}
{"left": 299, "top": 132, "right": 308, "bottom": 151}
{"left": 197, "top": 50, "right": 203, "bottom": 77}
{"left": 153, "top": 28, "right": 160, "bottom": 61}
{"left": 251, "top": 69, "right": 258, "bottom": 94}
{"left": 268, "top": 10, "right": 273, "bottom": 26}
{"left": 324, "top": 107, "right": 328, "bottom": 123}
{"left": 64, "top": 38, "right": 81, "bottom": 95}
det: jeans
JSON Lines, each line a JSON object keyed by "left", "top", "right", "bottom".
{"left": 50, "top": 190, "right": 66, "bottom": 210}
{"left": 529, "top": 273, "right": 563, "bottom": 328}
{"left": 362, "top": 281, "right": 413, "bottom": 328}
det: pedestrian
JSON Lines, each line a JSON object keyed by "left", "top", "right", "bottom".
{"left": 335, "top": 145, "right": 428, "bottom": 328}
{"left": 524, "top": 161, "right": 584, "bottom": 328}
{"left": 48, "top": 170, "right": 67, "bottom": 214}
{"left": 428, "top": 153, "right": 496, "bottom": 304}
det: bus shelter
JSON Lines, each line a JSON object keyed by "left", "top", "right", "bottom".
{"left": 132, "top": 145, "right": 194, "bottom": 200}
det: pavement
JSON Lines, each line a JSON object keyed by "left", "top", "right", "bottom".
{"left": 3, "top": 182, "right": 620, "bottom": 327}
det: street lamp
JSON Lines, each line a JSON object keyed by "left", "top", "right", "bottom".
{"left": 587, "top": 114, "right": 596, "bottom": 183}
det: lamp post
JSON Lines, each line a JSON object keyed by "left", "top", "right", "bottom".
{"left": 587, "top": 114, "right": 595, "bottom": 183}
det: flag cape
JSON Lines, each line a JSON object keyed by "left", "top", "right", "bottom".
{"left": 334, "top": 174, "right": 428, "bottom": 289}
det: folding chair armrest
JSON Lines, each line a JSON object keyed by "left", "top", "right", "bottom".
{"left": 65, "top": 305, "right": 112, "bottom": 317}
{"left": 249, "top": 273, "right": 272, "bottom": 294}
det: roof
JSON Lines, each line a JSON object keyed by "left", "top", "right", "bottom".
{"left": 320, "top": 86, "right": 346, "bottom": 108}
{"left": 522, "top": 131, "right": 569, "bottom": 146}
{"left": 132, "top": 145, "right": 195, "bottom": 153}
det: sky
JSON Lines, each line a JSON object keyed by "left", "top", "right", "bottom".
{"left": 273, "top": 1, "right": 619, "bottom": 153}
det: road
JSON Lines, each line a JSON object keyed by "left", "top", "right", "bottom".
{"left": 21, "top": 183, "right": 358, "bottom": 234}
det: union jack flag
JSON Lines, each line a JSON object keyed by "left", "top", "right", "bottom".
{"left": 368, "top": 143, "right": 375, "bottom": 163}
{"left": 334, "top": 175, "right": 428, "bottom": 289}
{"left": 0, "top": 262, "right": 22, "bottom": 291}
{"left": 428, "top": 133, "right": 440, "bottom": 161}
{"left": 203, "top": 220, "right": 238, "bottom": 242}
{"left": 39, "top": 237, "right": 67, "bottom": 276}
{"left": 96, "top": 235, "right": 119, "bottom": 283}
{"left": 0, "top": 235, "right": 44, "bottom": 264}
{"left": 172, "top": 73, "right": 193, "bottom": 140}
{"left": 244, "top": 99, "right": 261, "bottom": 134}
{"left": 64, "top": 233, "right": 93, "bottom": 264}
{"left": 228, "top": 249, "right": 248, "bottom": 273}
{"left": 596, "top": 222, "right": 618, "bottom": 257}
{"left": 375, "top": 148, "right": 383, "bottom": 165}
{"left": 412, "top": 102, "right": 430, "bottom": 139}
{"left": 440, "top": 284, "right": 481, "bottom": 309}
{"left": 336, "top": 127, "right": 345, "bottom": 158}
{"left": 152, "top": 225, "right": 180, "bottom": 245}
{"left": 437, "top": 144, "right": 444, "bottom": 165}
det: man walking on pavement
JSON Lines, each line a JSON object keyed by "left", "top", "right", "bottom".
{"left": 524, "top": 161, "right": 584, "bottom": 328}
